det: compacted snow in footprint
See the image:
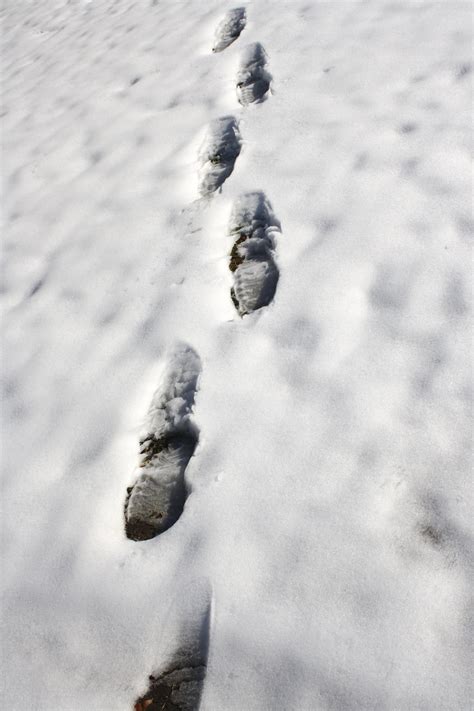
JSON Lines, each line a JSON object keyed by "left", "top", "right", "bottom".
{"left": 124, "top": 342, "right": 201, "bottom": 541}
{"left": 1, "top": 1, "right": 472, "bottom": 710}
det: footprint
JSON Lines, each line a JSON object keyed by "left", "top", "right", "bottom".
{"left": 212, "top": 7, "right": 246, "bottom": 53}
{"left": 198, "top": 117, "right": 241, "bottom": 197}
{"left": 134, "top": 603, "right": 210, "bottom": 711}
{"left": 236, "top": 43, "right": 271, "bottom": 106}
{"left": 228, "top": 192, "right": 280, "bottom": 316}
{"left": 124, "top": 344, "right": 201, "bottom": 541}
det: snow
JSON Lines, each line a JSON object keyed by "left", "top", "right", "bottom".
{"left": 1, "top": 0, "right": 472, "bottom": 709}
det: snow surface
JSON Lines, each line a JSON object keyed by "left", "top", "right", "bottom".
{"left": 1, "top": 0, "right": 472, "bottom": 709}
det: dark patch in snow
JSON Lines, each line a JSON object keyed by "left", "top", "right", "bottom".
{"left": 419, "top": 523, "right": 444, "bottom": 547}
{"left": 413, "top": 492, "right": 468, "bottom": 565}
{"left": 353, "top": 152, "right": 369, "bottom": 171}
{"left": 369, "top": 264, "right": 414, "bottom": 312}
{"left": 90, "top": 150, "right": 103, "bottom": 165}
{"left": 456, "top": 214, "right": 474, "bottom": 240}
{"left": 134, "top": 605, "right": 210, "bottom": 710}
{"left": 28, "top": 279, "right": 44, "bottom": 299}
{"left": 443, "top": 273, "right": 468, "bottom": 317}
{"left": 317, "top": 216, "right": 339, "bottom": 235}
{"left": 400, "top": 157, "right": 419, "bottom": 176}
{"left": 455, "top": 62, "right": 472, "bottom": 80}
{"left": 398, "top": 122, "right": 418, "bottom": 134}
{"left": 134, "top": 662, "right": 205, "bottom": 710}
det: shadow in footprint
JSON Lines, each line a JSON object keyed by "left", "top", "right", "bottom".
{"left": 124, "top": 344, "right": 201, "bottom": 541}
{"left": 134, "top": 603, "right": 211, "bottom": 711}
{"left": 212, "top": 7, "right": 246, "bottom": 53}
{"left": 198, "top": 117, "right": 241, "bottom": 197}
{"left": 228, "top": 192, "right": 281, "bottom": 316}
{"left": 236, "top": 43, "right": 272, "bottom": 106}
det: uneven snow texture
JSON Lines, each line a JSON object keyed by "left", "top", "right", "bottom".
{"left": 1, "top": 1, "right": 473, "bottom": 710}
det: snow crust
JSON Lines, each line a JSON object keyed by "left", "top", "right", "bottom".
{"left": 2, "top": 1, "right": 472, "bottom": 709}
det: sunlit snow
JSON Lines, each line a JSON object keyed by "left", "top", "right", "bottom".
{"left": 2, "top": 1, "right": 472, "bottom": 709}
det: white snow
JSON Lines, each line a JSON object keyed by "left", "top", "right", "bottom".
{"left": 1, "top": 1, "right": 472, "bottom": 709}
